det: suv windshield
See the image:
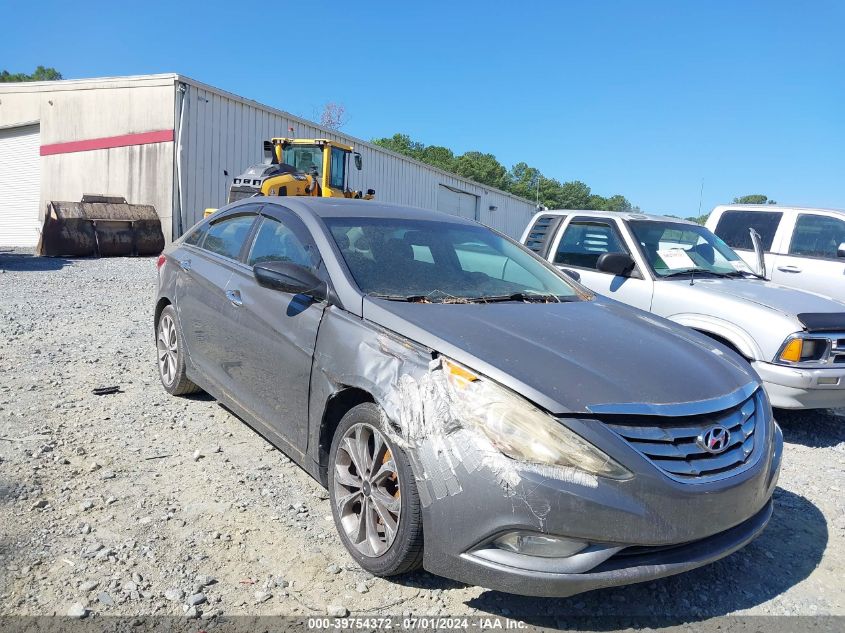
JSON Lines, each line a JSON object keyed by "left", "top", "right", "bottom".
{"left": 628, "top": 220, "right": 753, "bottom": 278}
{"left": 325, "top": 217, "right": 583, "bottom": 302}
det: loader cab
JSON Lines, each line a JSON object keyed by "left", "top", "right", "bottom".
{"left": 282, "top": 144, "right": 324, "bottom": 179}
{"left": 272, "top": 138, "right": 362, "bottom": 197}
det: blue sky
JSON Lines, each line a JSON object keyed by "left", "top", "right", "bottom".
{"left": 2, "top": 0, "right": 843, "bottom": 215}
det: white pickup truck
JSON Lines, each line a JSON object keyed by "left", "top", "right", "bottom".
{"left": 706, "top": 204, "right": 845, "bottom": 300}
{"left": 520, "top": 209, "right": 845, "bottom": 410}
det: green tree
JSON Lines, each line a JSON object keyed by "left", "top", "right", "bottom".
{"left": 453, "top": 151, "right": 509, "bottom": 189}
{"left": 733, "top": 194, "right": 776, "bottom": 204}
{"left": 0, "top": 66, "right": 62, "bottom": 82}
{"left": 507, "top": 162, "right": 542, "bottom": 202}
{"left": 587, "top": 194, "right": 608, "bottom": 210}
{"left": 418, "top": 145, "right": 456, "bottom": 172}
{"left": 534, "top": 177, "right": 564, "bottom": 208}
{"left": 372, "top": 134, "right": 424, "bottom": 159}
{"left": 556, "top": 181, "right": 592, "bottom": 209}
{"left": 372, "top": 131, "right": 637, "bottom": 210}
{"left": 601, "top": 194, "right": 633, "bottom": 212}
{"left": 684, "top": 214, "right": 710, "bottom": 225}
{"left": 587, "top": 194, "right": 633, "bottom": 211}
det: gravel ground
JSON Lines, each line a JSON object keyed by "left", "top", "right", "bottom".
{"left": 1, "top": 249, "right": 843, "bottom": 626}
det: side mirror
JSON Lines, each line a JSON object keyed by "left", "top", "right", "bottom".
{"left": 838, "top": 243, "right": 845, "bottom": 258}
{"left": 596, "top": 252, "right": 636, "bottom": 277}
{"left": 560, "top": 268, "right": 581, "bottom": 282}
{"left": 749, "top": 228, "right": 767, "bottom": 278}
{"left": 253, "top": 261, "right": 327, "bottom": 301}
{"left": 353, "top": 152, "right": 363, "bottom": 170}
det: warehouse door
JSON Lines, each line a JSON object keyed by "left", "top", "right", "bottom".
{"left": 0, "top": 124, "right": 41, "bottom": 247}
{"left": 437, "top": 184, "right": 478, "bottom": 220}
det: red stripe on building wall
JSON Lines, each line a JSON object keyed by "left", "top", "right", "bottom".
{"left": 40, "top": 129, "right": 175, "bottom": 156}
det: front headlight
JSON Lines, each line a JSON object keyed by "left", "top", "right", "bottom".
{"left": 441, "top": 358, "right": 632, "bottom": 480}
{"left": 777, "top": 334, "right": 830, "bottom": 364}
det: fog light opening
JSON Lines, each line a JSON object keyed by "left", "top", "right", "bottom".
{"left": 492, "top": 531, "right": 589, "bottom": 558}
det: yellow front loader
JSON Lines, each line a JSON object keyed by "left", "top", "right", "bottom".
{"left": 205, "top": 138, "right": 375, "bottom": 217}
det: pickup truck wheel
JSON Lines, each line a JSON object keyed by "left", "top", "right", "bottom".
{"left": 329, "top": 403, "right": 423, "bottom": 576}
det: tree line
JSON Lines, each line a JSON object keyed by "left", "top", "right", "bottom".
{"left": 372, "top": 133, "right": 635, "bottom": 212}
{"left": 0, "top": 66, "right": 63, "bottom": 82}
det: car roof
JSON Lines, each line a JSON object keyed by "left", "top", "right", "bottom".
{"left": 712, "top": 203, "right": 845, "bottom": 214}
{"left": 264, "top": 196, "right": 478, "bottom": 224}
{"left": 537, "top": 209, "right": 698, "bottom": 226}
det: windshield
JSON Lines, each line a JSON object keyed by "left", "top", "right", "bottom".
{"left": 282, "top": 145, "right": 323, "bottom": 178}
{"left": 628, "top": 220, "right": 753, "bottom": 278}
{"left": 325, "top": 217, "right": 583, "bottom": 302}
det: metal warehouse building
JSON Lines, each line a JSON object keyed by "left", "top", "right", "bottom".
{"left": 0, "top": 73, "right": 536, "bottom": 248}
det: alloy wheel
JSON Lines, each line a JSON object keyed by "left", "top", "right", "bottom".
{"left": 334, "top": 423, "right": 401, "bottom": 557}
{"left": 157, "top": 314, "right": 178, "bottom": 386}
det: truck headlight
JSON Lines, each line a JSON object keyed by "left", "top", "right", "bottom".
{"left": 777, "top": 335, "right": 830, "bottom": 364}
{"left": 442, "top": 358, "right": 632, "bottom": 480}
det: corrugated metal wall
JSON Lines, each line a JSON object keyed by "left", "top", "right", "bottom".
{"left": 176, "top": 79, "right": 537, "bottom": 238}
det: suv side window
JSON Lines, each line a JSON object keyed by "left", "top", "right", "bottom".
{"left": 202, "top": 214, "right": 257, "bottom": 260}
{"left": 714, "top": 210, "right": 782, "bottom": 251}
{"left": 247, "top": 216, "right": 316, "bottom": 268}
{"left": 554, "top": 220, "right": 630, "bottom": 270}
{"left": 789, "top": 214, "right": 845, "bottom": 260}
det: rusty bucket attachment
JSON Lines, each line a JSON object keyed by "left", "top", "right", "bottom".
{"left": 37, "top": 195, "right": 165, "bottom": 257}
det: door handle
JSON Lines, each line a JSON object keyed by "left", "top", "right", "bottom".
{"left": 225, "top": 289, "right": 243, "bottom": 307}
{"left": 777, "top": 265, "right": 802, "bottom": 273}
{"left": 178, "top": 258, "right": 192, "bottom": 271}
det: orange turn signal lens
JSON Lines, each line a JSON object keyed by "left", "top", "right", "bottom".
{"left": 442, "top": 358, "right": 478, "bottom": 389}
{"left": 779, "top": 339, "right": 803, "bottom": 363}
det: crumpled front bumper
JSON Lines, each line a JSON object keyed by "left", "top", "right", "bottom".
{"left": 753, "top": 361, "right": 845, "bottom": 409}
{"left": 418, "top": 419, "right": 782, "bottom": 597}
{"left": 445, "top": 499, "right": 773, "bottom": 598}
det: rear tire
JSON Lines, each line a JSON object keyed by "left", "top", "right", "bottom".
{"left": 156, "top": 304, "right": 200, "bottom": 396}
{"left": 329, "top": 403, "right": 424, "bottom": 576}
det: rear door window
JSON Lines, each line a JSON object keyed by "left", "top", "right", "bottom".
{"left": 554, "top": 220, "right": 630, "bottom": 269}
{"left": 202, "top": 214, "right": 257, "bottom": 260}
{"left": 183, "top": 224, "right": 208, "bottom": 246}
{"left": 714, "top": 210, "right": 782, "bottom": 251}
{"left": 789, "top": 214, "right": 845, "bottom": 260}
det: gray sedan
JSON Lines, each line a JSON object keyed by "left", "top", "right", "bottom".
{"left": 154, "top": 197, "right": 782, "bottom": 597}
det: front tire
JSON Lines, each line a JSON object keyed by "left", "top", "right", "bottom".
{"left": 156, "top": 304, "right": 200, "bottom": 396}
{"left": 329, "top": 403, "right": 423, "bottom": 576}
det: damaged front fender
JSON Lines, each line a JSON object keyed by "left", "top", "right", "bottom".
{"left": 307, "top": 307, "right": 607, "bottom": 520}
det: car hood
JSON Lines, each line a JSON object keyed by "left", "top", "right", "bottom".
{"left": 363, "top": 297, "right": 758, "bottom": 415}
{"left": 664, "top": 277, "right": 845, "bottom": 317}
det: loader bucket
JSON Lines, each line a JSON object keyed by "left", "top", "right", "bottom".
{"left": 37, "top": 195, "right": 165, "bottom": 257}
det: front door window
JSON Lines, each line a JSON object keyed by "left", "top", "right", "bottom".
{"left": 789, "top": 214, "right": 845, "bottom": 260}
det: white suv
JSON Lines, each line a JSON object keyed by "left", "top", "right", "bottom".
{"left": 706, "top": 205, "right": 845, "bottom": 300}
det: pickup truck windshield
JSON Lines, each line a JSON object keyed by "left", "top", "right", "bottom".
{"left": 628, "top": 220, "right": 752, "bottom": 278}
{"left": 325, "top": 217, "right": 582, "bottom": 302}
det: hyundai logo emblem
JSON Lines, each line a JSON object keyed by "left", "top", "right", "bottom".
{"left": 697, "top": 426, "right": 731, "bottom": 454}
